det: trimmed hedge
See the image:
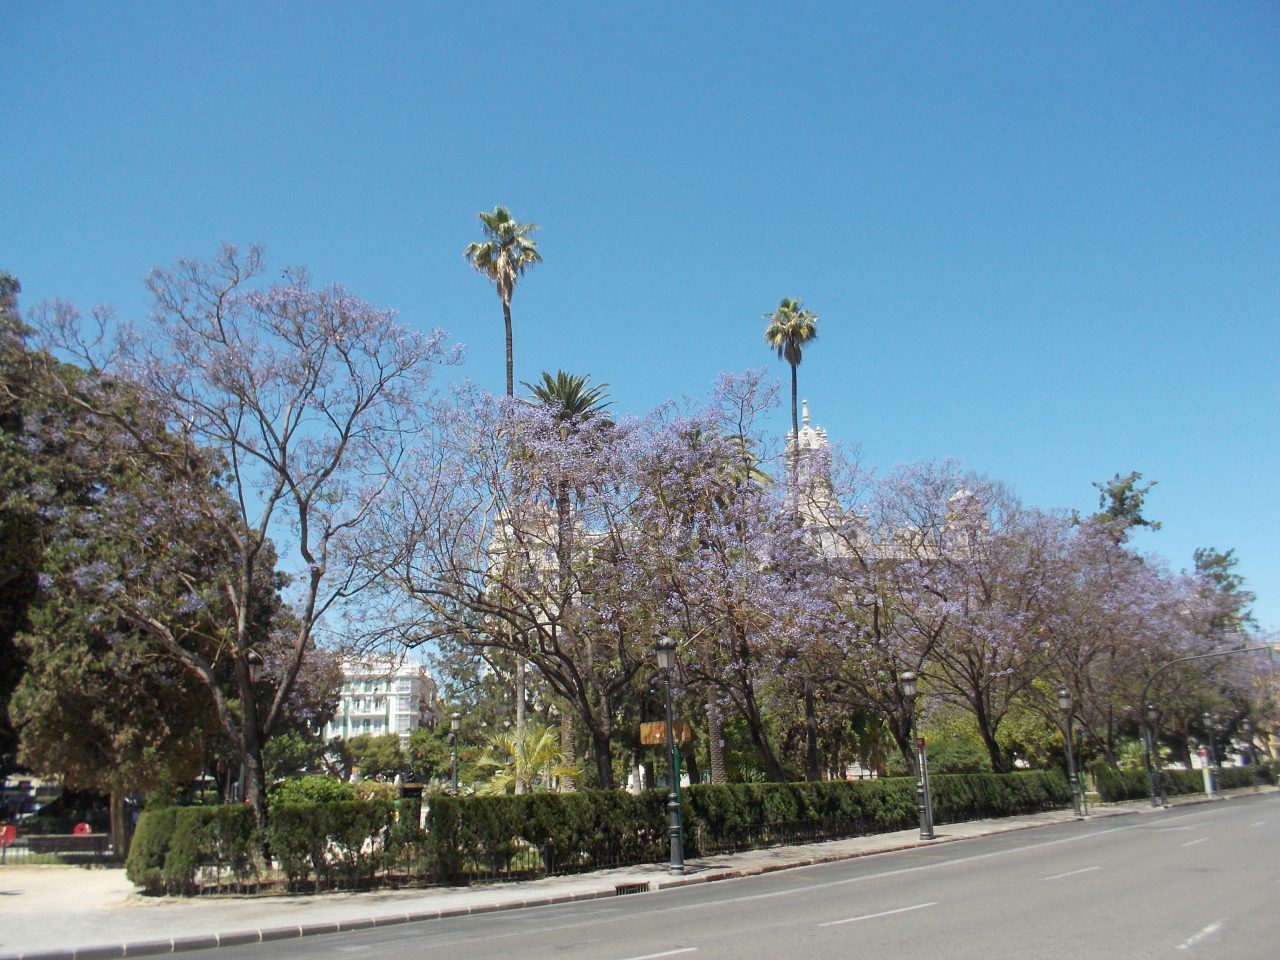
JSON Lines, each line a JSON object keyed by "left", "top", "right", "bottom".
{"left": 124, "top": 805, "right": 258, "bottom": 894}
{"left": 683, "top": 772, "right": 1069, "bottom": 854}
{"left": 268, "top": 799, "right": 395, "bottom": 889}
{"left": 417, "top": 773, "right": 1068, "bottom": 878}
{"left": 122, "top": 770, "right": 1071, "bottom": 894}
{"left": 1093, "top": 763, "right": 1276, "bottom": 802}
{"left": 424, "top": 790, "right": 668, "bottom": 881}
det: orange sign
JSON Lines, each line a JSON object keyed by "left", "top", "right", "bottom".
{"left": 640, "top": 720, "right": 693, "bottom": 746}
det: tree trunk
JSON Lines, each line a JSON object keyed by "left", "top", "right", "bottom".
{"left": 892, "top": 720, "right": 919, "bottom": 778}
{"left": 741, "top": 685, "right": 787, "bottom": 782}
{"left": 804, "top": 678, "right": 820, "bottom": 781}
{"left": 590, "top": 725, "right": 614, "bottom": 789}
{"left": 503, "top": 298, "right": 514, "bottom": 399}
{"left": 707, "top": 704, "right": 727, "bottom": 784}
{"left": 560, "top": 708, "right": 576, "bottom": 792}
{"left": 514, "top": 658, "right": 526, "bottom": 794}
{"left": 109, "top": 787, "right": 127, "bottom": 861}
{"left": 240, "top": 696, "right": 267, "bottom": 826}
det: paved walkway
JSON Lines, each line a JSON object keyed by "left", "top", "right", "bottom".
{"left": 0, "top": 788, "right": 1271, "bottom": 960}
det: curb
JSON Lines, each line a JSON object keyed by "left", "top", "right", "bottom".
{"left": 5, "top": 792, "right": 1269, "bottom": 960}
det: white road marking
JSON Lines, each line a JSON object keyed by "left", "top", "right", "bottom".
{"left": 1249, "top": 820, "right": 1266, "bottom": 827}
{"left": 1176, "top": 920, "right": 1224, "bottom": 950}
{"left": 1043, "top": 866, "right": 1100, "bottom": 881}
{"left": 1181, "top": 837, "right": 1209, "bottom": 847}
{"left": 819, "top": 901, "right": 937, "bottom": 927}
{"left": 619, "top": 949, "right": 698, "bottom": 960}
{"left": 1151, "top": 826, "right": 1194, "bottom": 832}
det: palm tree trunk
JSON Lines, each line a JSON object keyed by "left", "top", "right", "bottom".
{"left": 560, "top": 708, "right": 576, "bottom": 792}
{"left": 805, "top": 679, "right": 820, "bottom": 781}
{"left": 788, "top": 360, "right": 820, "bottom": 781}
{"left": 708, "top": 703, "right": 727, "bottom": 784}
{"left": 503, "top": 297, "right": 514, "bottom": 399}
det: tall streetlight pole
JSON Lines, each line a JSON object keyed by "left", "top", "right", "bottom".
{"left": 450, "top": 712, "right": 461, "bottom": 796}
{"left": 900, "top": 671, "right": 933, "bottom": 840}
{"left": 656, "top": 636, "right": 684, "bottom": 875}
{"left": 1058, "top": 687, "right": 1083, "bottom": 818}
{"left": 1145, "top": 704, "right": 1165, "bottom": 807}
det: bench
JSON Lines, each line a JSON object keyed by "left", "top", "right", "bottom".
{"left": 23, "top": 833, "right": 111, "bottom": 858}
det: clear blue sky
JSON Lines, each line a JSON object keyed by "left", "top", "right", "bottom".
{"left": 4, "top": 2, "right": 1277, "bottom": 629}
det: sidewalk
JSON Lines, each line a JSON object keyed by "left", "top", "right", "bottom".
{"left": 0, "top": 788, "right": 1270, "bottom": 960}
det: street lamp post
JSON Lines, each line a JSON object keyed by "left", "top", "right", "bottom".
{"left": 656, "top": 636, "right": 684, "bottom": 875}
{"left": 1241, "top": 719, "right": 1258, "bottom": 792}
{"left": 1202, "top": 712, "right": 1217, "bottom": 795}
{"left": 1058, "top": 687, "right": 1083, "bottom": 818}
{"left": 450, "top": 712, "right": 461, "bottom": 796}
{"left": 1146, "top": 704, "right": 1165, "bottom": 806}
{"left": 900, "top": 671, "right": 933, "bottom": 840}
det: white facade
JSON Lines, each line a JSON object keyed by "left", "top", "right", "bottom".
{"left": 323, "top": 656, "right": 439, "bottom": 747}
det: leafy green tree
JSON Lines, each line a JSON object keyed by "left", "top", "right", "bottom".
{"left": 263, "top": 731, "right": 328, "bottom": 783}
{"left": 346, "top": 733, "right": 408, "bottom": 781}
{"left": 1193, "top": 547, "right": 1256, "bottom": 634}
{"left": 1089, "top": 470, "right": 1160, "bottom": 542}
{"left": 406, "top": 725, "right": 453, "bottom": 783}
{"left": 11, "top": 583, "right": 215, "bottom": 854}
{"left": 464, "top": 206, "right": 542, "bottom": 398}
{"left": 0, "top": 271, "right": 38, "bottom": 775}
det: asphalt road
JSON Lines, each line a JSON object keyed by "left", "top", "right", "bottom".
{"left": 198, "top": 794, "right": 1279, "bottom": 960}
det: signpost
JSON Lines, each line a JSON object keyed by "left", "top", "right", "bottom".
{"left": 640, "top": 720, "right": 693, "bottom": 746}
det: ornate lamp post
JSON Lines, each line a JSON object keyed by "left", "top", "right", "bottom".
{"left": 449, "top": 712, "right": 462, "bottom": 796}
{"left": 1058, "top": 687, "right": 1083, "bottom": 818}
{"left": 656, "top": 636, "right": 684, "bottom": 874}
{"left": 1146, "top": 704, "right": 1165, "bottom": 806}
{"left": 900, "top": 671, "right": 933, "bottom": 840}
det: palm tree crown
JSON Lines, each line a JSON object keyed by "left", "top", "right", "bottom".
{"left": 464, "top": 206, "right": 542, "bottom": 397}
{"left": 763, "top": 297, "right": 819, "bottom": 441}
{"left": 524, "top": 370, "right": 612, "bottom": 427}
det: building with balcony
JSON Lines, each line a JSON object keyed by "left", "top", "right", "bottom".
{"left": 323, "top": 655, "right": 439, "bottom": 748}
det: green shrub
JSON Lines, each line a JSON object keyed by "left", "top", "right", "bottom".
{"left": 125, "top": 805, "right": 258, "bottom": 894}
{"left": 266, "top": 799, "right": 394, "bottom": 889}
{"left": 270, "top": 775, "right": 357, "bottom": 806}
{"left": 124, "top": 807, "right": 179, "bottom": 892}
{"left": 161, "top": 806, "right": 259, "bottom": 892}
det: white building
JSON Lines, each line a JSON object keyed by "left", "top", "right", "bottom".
{"left": 323, "top": 655, "right": 439, "bottom": 747}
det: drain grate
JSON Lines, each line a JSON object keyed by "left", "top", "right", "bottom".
{"left": 615, "top": 882, "right": 650, "bottom": 896}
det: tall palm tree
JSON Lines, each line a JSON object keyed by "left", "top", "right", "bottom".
{"left": 466, "top": 207, "right": 540, "bottom": 760}
{"left": 465, "top": 206, "right": 542, "bottom": 398}
{"left": 523, "top": 371, "right": 611, "bottom": 790}
{"left": 764, "top": 297, "right": 821, "bottom": 782}
{"left": 763, "top": 297, "right": 819, "bottom": 452}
